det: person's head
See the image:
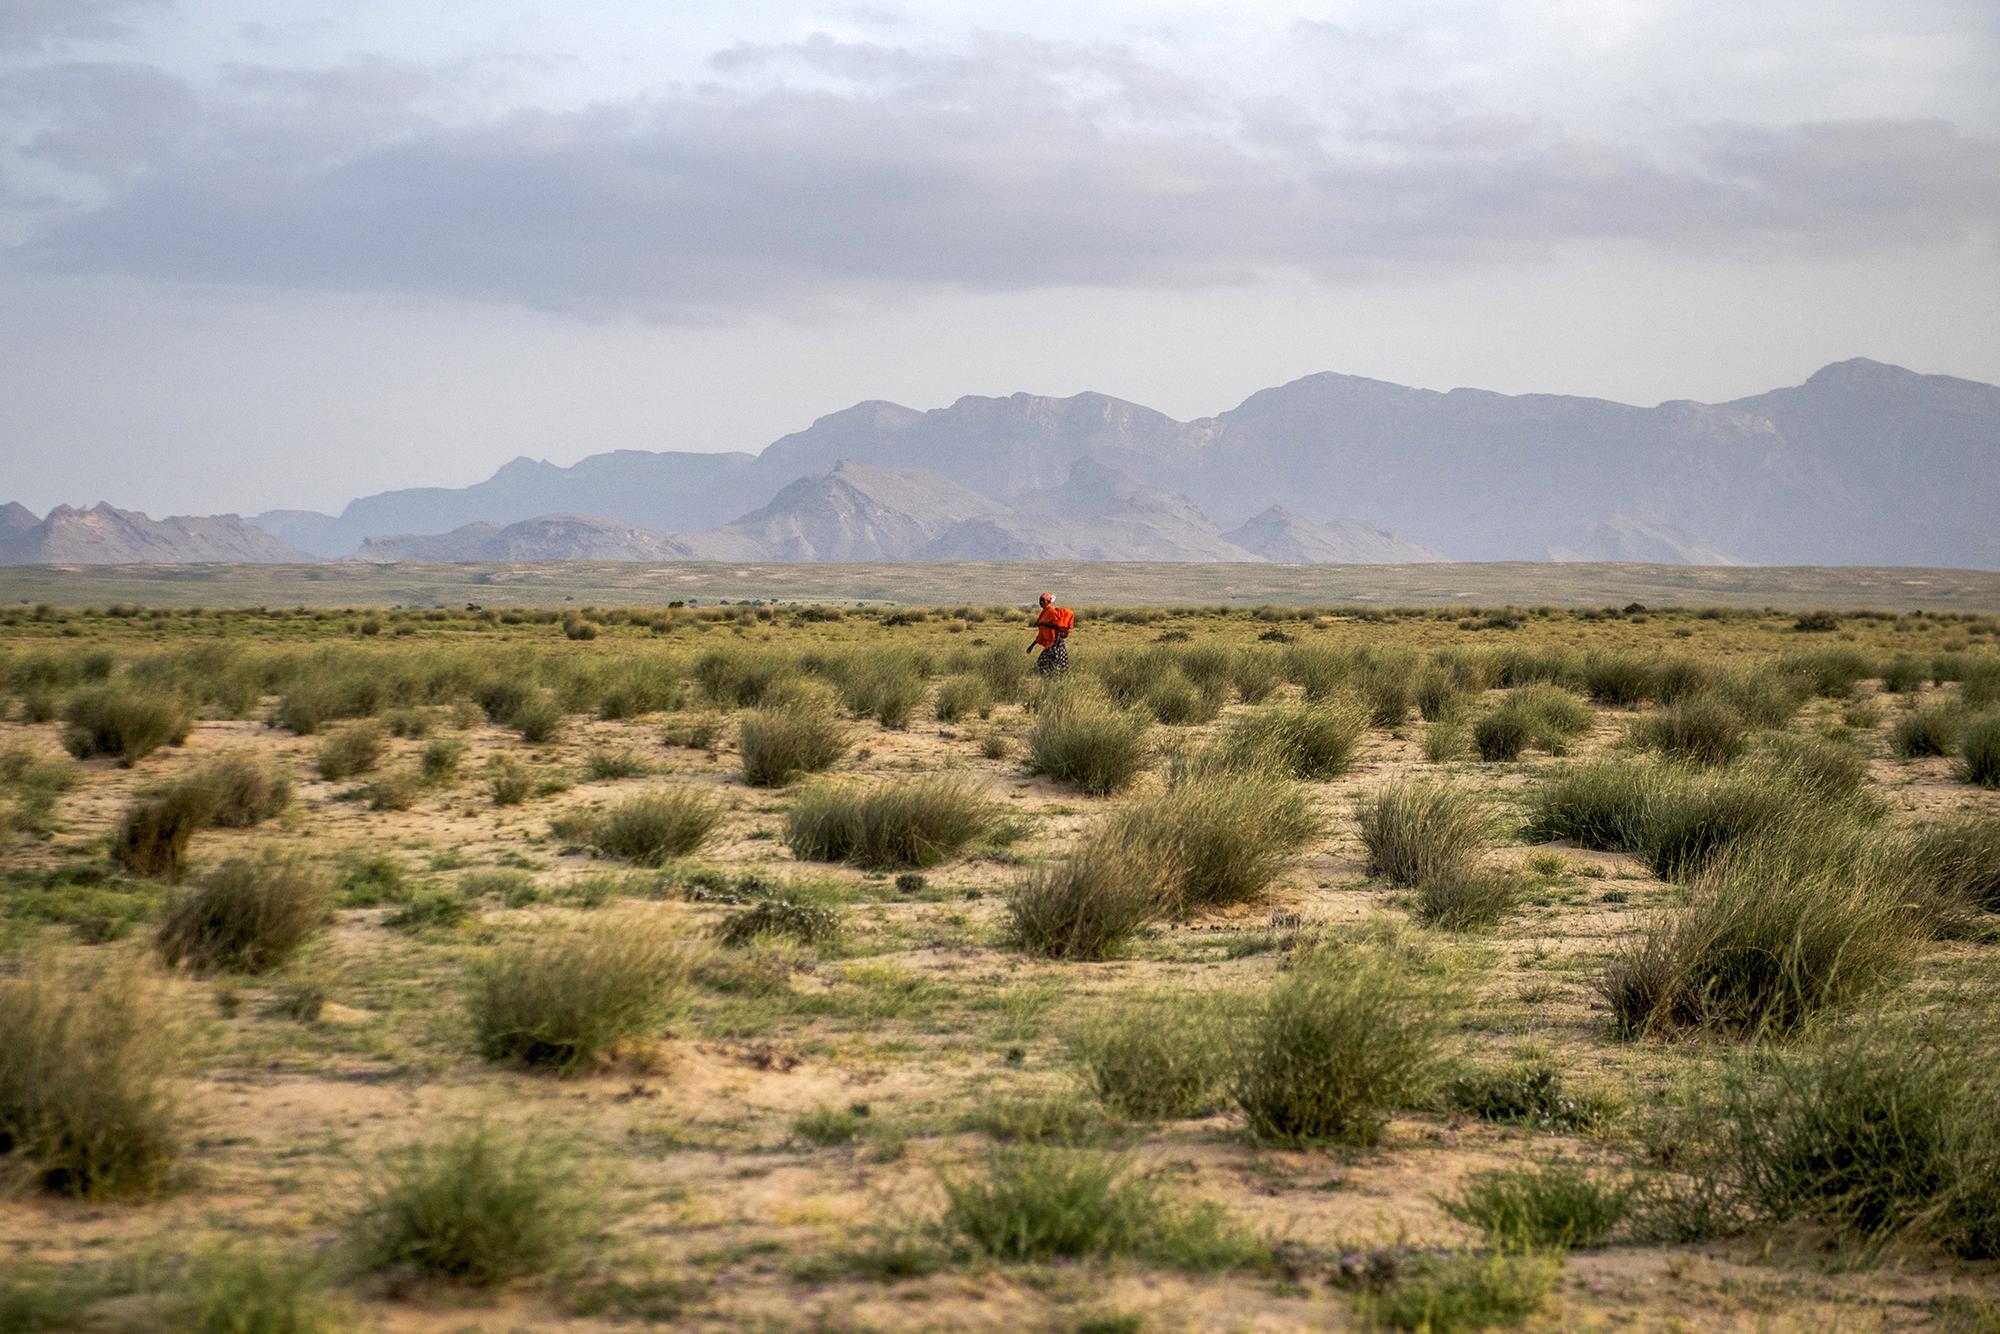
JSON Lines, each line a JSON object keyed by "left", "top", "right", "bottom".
{"left": 1038, "top": 592, "right": 1052, "bottom": 607}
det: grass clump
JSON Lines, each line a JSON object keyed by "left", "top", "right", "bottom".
{"left": 1904, "top": 812, "right": 2000, "bottom": 916}
{"left": 111, "top": 782, "right": 218, "bottom": 880}
{"left": 189, "top": 750, "right": 293, "bottom": 826}
{"left": 963, "top": 1091, "right": 1119, "bottom": 1146}
{"left": 931, "top": 674, "right": 991, "bottom": 723}
{"left": 156, "top": 852, "right": 332, "bottom": 975}
{"left": 1444, "top": 1161, "right": 1632, "bottom": 1248}
{"left": 1067, "top": 994, "right": 1234, "bottom": 1120}
{"left": 1357, "top": 778, "right": 1496, "bottom": 887}
{"left": 60, "top": 684, "right": 193, "bottom": 766}
{"left": 313, "top": 721, "right": 384, "bottom": 780}
{"left": 941, "top": 1147, "right": 1264, "bottom": 1269}
{"left": 1104, "top": 771, "right": 1319, "bottom": 913}
{"left": 1446, "top": 1059, "right": 1617, "bottom": 1133}
{"left": 716, "top": 898, "right": 841, "bottom": 948}
{"left": 1411, "top": 867, "right": 1520, "bottom": 931}
{"left": 1232, "top": 951, "right": 1448, "bottom": 1146}
{"left": 784, "top": 775, "right": 997, "bottom": 870}
{"left": 0, "top": 955, "right": 185, "bottom": 1195}
{"left": 1006, "top": 831, "right": 1173, "bottom": 960}
{"left": 1349, "top": 1246, "right": 1559, "bottom": 1332}
{"left": 1890, "top": 700, "right": 1964, "bottom": 759}
{"left": 1210, "top": 698, "right": 1367, "bottom": 779}
{"left": 1025, "top": 687, "right": 1152, "bottom": 795}
{"left": 1475, "top": 684, "right": 1593, "bottom": 761}
{"left": 1956, "top": 713, "right": 2000, "bottom": 787}
{"left": 1603, "top": 823, "right": 1923, "bottom": 1038}
{"left": 468, "top": 911, "right": 700, "bottom": 1072}
{"left": 349, "top": 1122, "right": 594, "bottom": 1284}
{"left": 739, "top": 700, "right": 850, "bottom": 787}
{"left": 165, "top": 1245, "right": 348, "bottom": 1334}
{"left": 1629, "top": 697, "right": 1747, "bottom": 766}
{"left": 582, "top": 746, "right": 650, "bottom": 781}
{"left": 581, "top": 788, "right": 722, "bottom": 865}
{"left": 1699, "top": 1023, "right": 2000, "bottom": 1257}
{"left": 1715, "top": 665, "right": 1812, "bottom": 727}
{"left": 1581, "top": 652, "right": 1654, "bottom": 706}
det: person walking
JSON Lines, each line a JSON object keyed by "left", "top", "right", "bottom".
{"left": 1027, "top": 592, "right": 1074, "bottom": 676}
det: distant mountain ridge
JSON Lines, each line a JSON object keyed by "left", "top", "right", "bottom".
{"left": 0, "top": 503, "right": 304, "bottom": 565}
{"left": 6, "top": 359, "right": 1995, "bottom": 567}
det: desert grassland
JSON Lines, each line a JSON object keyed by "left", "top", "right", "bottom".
{"left": 0, "top": 599, "right": 1997, "bottom": 1333}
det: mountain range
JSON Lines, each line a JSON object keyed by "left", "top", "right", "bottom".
{"left": 5, "top": 359, "right": 1995, "bottom": 568}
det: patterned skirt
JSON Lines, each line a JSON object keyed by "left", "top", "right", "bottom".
{"left": 1036, "top": 640, "right": 1069, "bottom": 676}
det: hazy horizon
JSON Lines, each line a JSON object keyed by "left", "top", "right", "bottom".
{"left": 4, "top": 1, "right": 1996, "bottom": 518}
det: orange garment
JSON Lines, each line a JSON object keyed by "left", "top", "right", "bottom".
{"left": 1034, "top": 606, "right": 1074, "bottom": 648}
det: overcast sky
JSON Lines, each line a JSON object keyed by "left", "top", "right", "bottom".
{"left": 2, "top": 0, "right": 1996, "bottom": 518}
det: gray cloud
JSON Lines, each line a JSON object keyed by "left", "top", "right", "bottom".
{"left": 7, "top": 32, "right": 1998, "bottom": 317}
{"left": 0, "top": 0, "right": 168, "bottom": 51}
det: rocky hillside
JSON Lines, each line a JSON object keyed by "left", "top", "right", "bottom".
{"left": 354, "top": 515, "right": 696, "bottom": 562}
{"left": 0, "top": 503, "right": 306, "bottom": 564}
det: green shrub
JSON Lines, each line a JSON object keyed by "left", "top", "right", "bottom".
{"left": 165, "top": 1245, "right": 347, "bottom": 1334}
{"left": 583, "top": 789, "right": 723, "bottom": 865}
{"left": 509, "top": 691, "right": 565, "bottom": 744}
{"left": 314, "top": 721, "right": 384, "bottom": 780}
{"left": 1604, "top": 823, "right": 1922, "bottom": 1038}
{"left": 1144, "top": 667, "right": 1225, "bottom": 725}
{"left": 1890, "top": 700, "right": 1964, "bottom": 759}
{"left": 582, "top": 746, "right": 649, "bottom": 781}
{"left": 1231, "top": 650, "right": 1284, "bottom": 704}
{"left": 941, "top": 1148, "right": 1262, "bottom": 1269}
{"left": 488, "top": 756, "right": 533, "bottom": 806}
{"left": 349, "top": 1123, "right": 594, "bottom": 1284}
{"left": 792, "top": 1105, "right": 867, "bottom": 1146}
{"left": 1365, "top": 670, "right": 1416, "bottom": 727}
{"left": 1211, "top": 698, "right": 1367, "bottom": 780}
{"left": 716, "top": 898, "right": 841, "bottom": 947}
{"left": 1413, "top": 666, "right": 1473, "bottom": 723}
{"left": 1956, "top": 713, "right": 2000, "bottom": 787}
{"left": 784, "top": 775, "right": 996, "bottom": 870}
{"left": 1444, "top": 1161, "right": 1632, "bottom": 1248}
{"left": 1424, "top": 708, "right": 1468, "bottom": 764}
{"left": 365, "top": 768, "right": 422, "bottom": 811}
{"left": 157, "top": 852, "right": 332, "bottom": 975}
{"left": 963, "top": 1091, "right": 1118, "bottom": 1146}
{"left": 1357, "top": 778, "right": 1495, "bottom": 887}
{"left": 1446, "top": 1059, "right": 1616, "bottom": 1133}
{"left": 1472, "top": 707, "right": 1531, "bottom": 761}
{"left": 1067, "top": 994, "right": 1234, "bottom": 1120}
{"left": 1582, "top": 653, "right": 1653, "bottom": 706}
{"left": 1629, "top": 697, "right": 1747, "bottom": 766}
{"left": 112, "top": 782, "right": 216, "bottom": 880}
{"left": 1006, "top": 832, "right": 1172, "bottom": 960}
{"left": 1232, "top": 952, "right": 1448, "bottom": 1145}
{"left": 1412, "top": 868, "right": 1519, "bottom": 931}
{"left": 1879, "top": 655, "right": 1929, "bottom": 693}
{"left": 1754, "top": 733, "right": 1869, "bottom": 800}
{"left": 0, "top": 955, "right": 185, "bottom": 1195}
{"left": 932, "top": 674, "right": 992, "bottom": 723}
{"left": 61, "top": 684, "right": 193, "bottom": 766}
{"left": 661, "top": 710, "right": 728, "bottom": 750}
{"left": 468, "top": 911, "right": 700, "bottom": 1071}
{"left": 194, "top": 751, "right": 293, "bottom": 826}
{"left": 419, "top": 737, "right": 464, "bottom": 784}
{"left": 740, "top": 701, "right": 850, "bottom": 787}
{"left": 1105, "top": 772, "right": 1318, "bottom": 913}
{"left": 384, "top": 888, "right": 473, "bottom": 933}
{"left": 1701, "top": 1024, "right": 2000, "bottom": 1257}
{"left": 692, "top": 648, "right": 795, "bottom": 708}
{"left": 1649, "top": 656, "right": 1721, "bottom": 704}
{"left": 1351, "top": 1246, "right": 1558, "bottom": 1332}
{"left": 1025, "top": 690, "right": 1152, "bottom": 796}
{"left": 845, "top": 666, "right": 926, "bottom": 729}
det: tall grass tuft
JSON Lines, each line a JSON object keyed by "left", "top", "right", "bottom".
{"left": 156, "top": 852, "right": 332, "bottom": 975}
{"left": 581, "top": 788, "right": 722, "bottom": 865}
{"left": 1444, "top": 1161, "right": 1632, "bottom": 1249}
{"left": 1959, "top": 714, "right": 2000, "bottom": 787}
{"left": 1629, "top": 696, "right": 1748, "bottom": 766}
{"left": 350, "top": 1122, "right": 595, "bottom": 1284}
{"left": 192, "top": 751, "right": 293, "bottom": 826}
{"left": 784, "top": 775, "right": 997, "bottom": 869}
{"left": 468, "top": 911, "right": 701, "bottom": 1071}
{"left": 1412, "top": 868, "right": 1520, "bottom": 931}
{"left": 61, "top": 684, "right": 193, "bottom": 766}
{"left": 1582, "top": 653, "right": 1654, "bottom": 707}
{"left": 112, "top": 783, "right": 216, "bottom": 880}
{"left": 941, "top": 1147, "right": 1261, "bottom": 1269}
{"left": 1006, "top": 832, "right": 1174, "bottom": 960}
{"left": 165, "top": 1245, "right": 347, "bottom": 1334}
{"left": 932, "top": 674, "right": 992, "bottom": 723}
{"left": 1210, "top": 698, "right": 1367, "bottom": 780}
{"left": 1232, "top": 951, "right": 1448, "bottom": 1145}
{"left": 1716, "top": 666, "right": 1812, "bottom": 727}
{"left": 739, "top": 700, "right": 850, "bottom": 787}
{"left": 1105, "top": 771, "right": 1319, "bottom": 913}
{"left": 0, "top": 954, "right": 186, "bottom": 1195}
{"left": 1357, "top": 778, "right": 1496, "bottom": 887}
{"left": 1025, "top": 688, "right": 1152, "bottom": 795}
{"left": 1603, "top": 822, "right": 1923, "bottom": 1038}
{"left": 1066, "top": 994, "right": 1235, "bottom": 1120}
{"left": 1890, "top": 700, "right": 1964, "bottom": 759}
{"left": 1700, "top": 1023, "right": 2000, "bottom": 1257}
{"left": 314, "top": 721, "right": 385, "bottom": 780}
{"left": 1904, "top": 812, "right": 2000, "bottom": 916}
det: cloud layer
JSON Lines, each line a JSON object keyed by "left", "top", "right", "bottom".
{"left": 5, "top": 27, "right": 1996, "bottom": 318}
